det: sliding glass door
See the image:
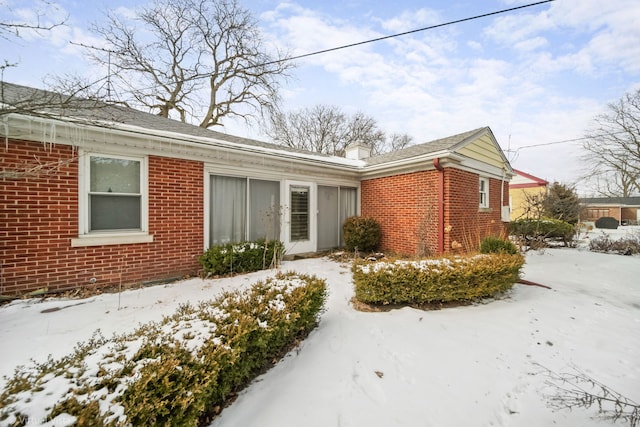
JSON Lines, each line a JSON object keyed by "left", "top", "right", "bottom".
{"left": 209, "top": 175, "right": 280, "bottom": 246}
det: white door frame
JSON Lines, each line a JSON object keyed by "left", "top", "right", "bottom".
{"left": 282, "top": 180, "right": 316, "bottom": 254}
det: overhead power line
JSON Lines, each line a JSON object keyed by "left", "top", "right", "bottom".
{"left": 504, "top": 130, "right": 631, "bottom": 163}
{"left": 73, "top": 0, "right": 556, "bottom": 90}
{"left": 508, "top": 130, "right": 631, "bottom": 152}
{"left": 263, "top": 0, "right": 556, "bottom": 67}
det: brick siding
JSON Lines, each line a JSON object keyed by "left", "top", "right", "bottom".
{"left": 361, "top": 168, "right": 508, "bottom": 256}
{"left": 445, "top": 169, "right": 507, "bottom": 252}
{"left": 361, "top": 170, "right": 440, "bottom": 256}
{"left": 1, "top": 139, "right": 203, "bottom": 295}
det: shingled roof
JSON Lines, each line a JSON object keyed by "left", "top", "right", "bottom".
{"left": 2, "top": 82, "right": 507, "bottom": 174}
{"left": 581, "top": 196, "right": 640, "bottom": 206}
{"left": 365, "top": 127, "right": 490, "bottom": 166}
{"left": 0, "top": 81, "right": 327, "bottom": 158}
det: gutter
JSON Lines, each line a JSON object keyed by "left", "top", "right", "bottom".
{"left": 2, "top": 113, "right": 366, "bottom": 172}
{"left": 433, "top": 158, "right": 445, "bottom": 253}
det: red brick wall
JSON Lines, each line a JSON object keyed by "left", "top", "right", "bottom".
{"left": 361, "top": 168, "right": 508, "bottom": 256}
{"left": 1, "top": 139, "right": 203, "bottom": 295}
{"left": 361, "top": 170, "right": 440, "bottom": 256}
{"left": 445, "top": 169, "right": 507, "bottom": 252}
{"left": 621, "top": 207, "right": 638, "bottom": 223}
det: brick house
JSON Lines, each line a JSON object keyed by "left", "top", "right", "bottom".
{"left": 580, "top": 197, "right": 640, "bottom": 226}
{"left": 1, "top": 83, "right": 513, "bottom": 295}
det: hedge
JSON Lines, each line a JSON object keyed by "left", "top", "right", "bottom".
{"left": 509, "top": 218, "right": 575, "bottom": 246}
{"left": 0, "top": 272, "right": 326, "bottom": 426}
{"left": 353, "top": 253, "right": 525, "bottom": 305}
{"left": 342, "top": 216, "right": 381, "bottom": 252}
{"left": 479, "top": 236, "right": 519, "bottom": 255}
{"left": 199, "top": 239, "right": 285, "bottom": 276}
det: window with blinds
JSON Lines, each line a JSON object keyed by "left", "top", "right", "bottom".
{"left": 290, "top": 186, "right": 309, "bottom": 241}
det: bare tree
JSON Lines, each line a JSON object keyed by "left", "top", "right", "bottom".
{"left": 0, "top": 0, "right": 67, "bottom": 41}
{"left": 538, "top": 364, "right": 639, "bottom": 427}
{"left": 0, "top": 81, "right": 113, "bottom": 181}
{"left": 266, "top": 105, "right": 347, "bottom": 154}
{"left": 88, "top": 0, "right": 293, "bottom": 128}
{"left": 387, "top": 133, "right": 414, "bottom": 152}
{"left": 1, "top": 0, "right": 68, "bottom": 86}
{"left": 582, "top": 89, "right": 640, "bottom": 197}
{"left": 265, "top": 104, "right": 412, "bottom": 156}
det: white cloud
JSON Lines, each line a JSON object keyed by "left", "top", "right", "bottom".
{"left": 377, "top": 8, "right": 442, "bottom": 33}
{"left": 467, "top": 40, "right": 483, "bottom": 51}
{"left": 5, "top": 0, "right": 635, "bottom": 190}
{"left": 513, "top": 36, "right": 548, "bottom": 52}
{"left": 485, "top": 0, "right": 640, "bottom": 74}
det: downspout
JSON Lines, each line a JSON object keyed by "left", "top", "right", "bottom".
{"left": 501, "top": 167, "right": 506, "bottom": 222}
{"left": 433, "top": 158, "right": 445, "bottom": 253}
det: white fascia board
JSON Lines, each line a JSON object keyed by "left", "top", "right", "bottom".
{"left": 360, "top": 150, "right": 460, "bottom": 179}
{"left": 2, "top": 113, "right": 365, "bottom": 172}
{"left": 457, "top": 156, "right": 514, "bottom": 180}
{"left": 92, "top": 119, "right": 366, "bottom": 169}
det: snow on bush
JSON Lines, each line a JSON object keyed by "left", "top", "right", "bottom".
{"left": 0, "top": 271, "right": 326, "bottom": 427}
{"left": 353, "top": 253, "right": 525, "bottom": 305}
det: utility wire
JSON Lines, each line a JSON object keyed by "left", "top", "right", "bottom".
{"left": 73, "top": 0, "right": 556, "bottom": 88}
{"left": 504, "top": 130, "right": 631, "bottom": 163}
{"left": 507, "top": 131, "right": 630, "bottom": 152}
{"left": 261, "top": 0, "right": 556, "bottom": 67}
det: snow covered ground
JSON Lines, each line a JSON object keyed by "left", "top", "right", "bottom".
{"left": 1, "top": 228, "right": 639, "bottom": 426}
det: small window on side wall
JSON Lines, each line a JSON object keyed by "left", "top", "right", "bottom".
{"left": 479, "top": 177, "right": 489, "bottom": 209}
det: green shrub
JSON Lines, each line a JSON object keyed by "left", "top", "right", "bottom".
{"left": 342, "top": 216, "right": 381, "bottom": 252}
{"left": 353, "top": 253, "right": 525, "bottom": 305}
{"left": 509, "top": 218, "right": 576, "bottom": 247}
{"left": 0, "top": 272, "right": 326, "bottom": 426}
{"left": 480, "top": 236, "right": 519, "bottom": 254}
{"left": 199, "top": 239, "right": 284, "bottom": 276}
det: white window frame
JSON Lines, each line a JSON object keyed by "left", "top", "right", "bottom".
{"left": 71, "top": 151, "right": 153, "bottom": 247}
{"left": 479, "top": 177, "right": 490, "bottom": 209}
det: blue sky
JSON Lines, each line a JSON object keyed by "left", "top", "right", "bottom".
{"left": 2, "top": 0, "right": 639, "bottom": 194}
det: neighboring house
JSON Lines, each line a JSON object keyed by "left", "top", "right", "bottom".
{"left": 508, "top": 169, "right": 549, "bottom": 220}
{"left": 1, "top": 82, "right": 513, "bottom": 295}
{"left": 580, "top": 197, "right": 640, "bottom": 226}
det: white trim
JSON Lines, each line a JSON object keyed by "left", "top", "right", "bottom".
{"left": 77, "top": 150, "right": 150, "bottom": 241}
{"left": 283, "top": 180, "right": 317, "bottom": 254}
{"left": 479, "top": 177, "right": 490, "bottom": 209}
{"left": 71, "top": 233, "right": 154, "bottom": 247}
{"left": 3, "top": 113, "right": 363, "bottom": 172}
{"left": 203, "top": 168, "right": 211, "bottom": 251}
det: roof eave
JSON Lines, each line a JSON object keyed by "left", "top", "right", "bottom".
{"left": 2, "top": 112, "right": 366, "bottom": 172}
{"left": 360, "top": 150, "right": 463, "bottom": 178}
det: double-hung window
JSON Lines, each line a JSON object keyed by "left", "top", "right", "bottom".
{"left": 479, "top": 177, "right": 489, "bottom": 209}
{"left": 73, "top": 153, "right": 151, "bottom": 247}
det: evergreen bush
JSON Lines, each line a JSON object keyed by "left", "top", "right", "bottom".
{"left": 353, "top": 253, "right": 525, "bottom": 305}
{"left": 509, "top": 218, "right": 575, "bottom": 247}
{"left": 479, "top": 236, "right": 519, "bottom": 254}
{"left": 199, "top": 239, "right": 284, "bottom": 276}
{"left": 342, "top": 216, "right": 381, "bottom": 252}
{"left": 0, "top": 272, "right": 326, "bottom": 426}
